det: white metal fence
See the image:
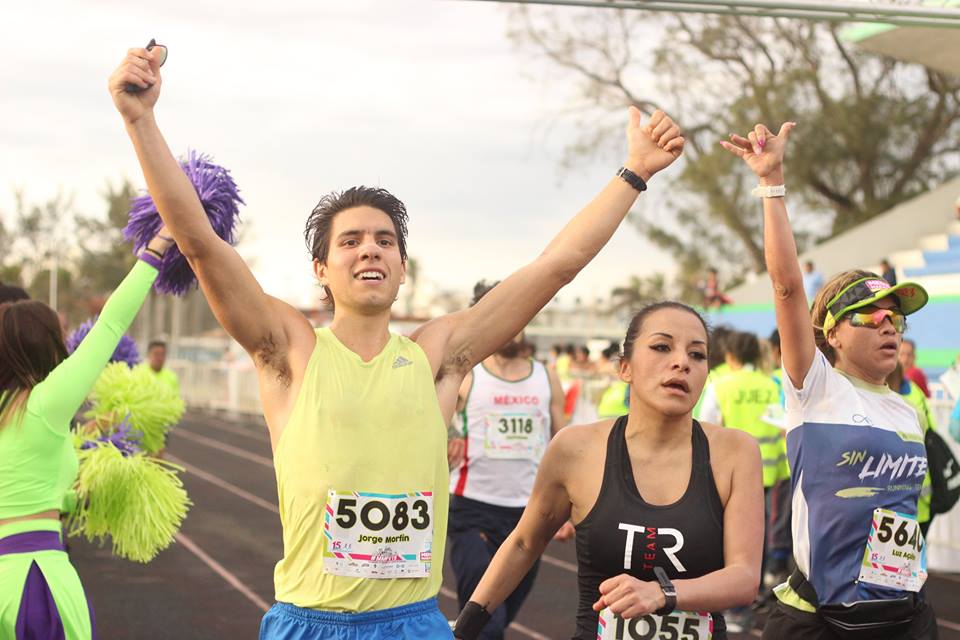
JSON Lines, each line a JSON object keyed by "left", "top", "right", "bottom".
{"left": 169, "top": 359, "right": 263, "bottom": 416}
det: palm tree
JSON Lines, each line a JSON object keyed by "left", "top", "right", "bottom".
{"left": 609, "top": 273, "right": 667, "bottom": 316}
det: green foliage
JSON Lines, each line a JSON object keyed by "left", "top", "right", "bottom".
{"left": 0, "top": 264, "right": 22, "bottom": 287}
{"left": 609, "top": 273, "right": 667, "bottom": 315}
{"left": 28, "top": 267, "right": 75, "bottom": 311}
{"left": 74, "top": 181, "right": 138, "bottom": 294}
{"left": 1, "top": 181, "right": 140, "bottom": 321}
{"left": 509, "top": 8, "right": 960, "bottom": 301}
{"left": 0, "top": 216, "right": 8, "bottom": 260}
{"left": 7, "top": 190, "right": 75, "bottom": 291}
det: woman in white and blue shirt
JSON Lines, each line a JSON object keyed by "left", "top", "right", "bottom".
{"left": 722, "top": 122, "right": 936, "bottom": 639}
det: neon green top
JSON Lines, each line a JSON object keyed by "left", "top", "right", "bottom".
{"left": 0, "top": 261, "right": 157, "bottom": 520}
{"left": 710, "top": 363, "right": 731, "bottom": 381}
{"left": 597, "top": 380, "right": 629, "bottom": 418}
{"left": 771, "top": 367, "right": 791, "bottom": 483}
{"left": 693, "top": 362, "right": 732, "bottom": 418}
{"left": 713, "top": 367, "right": 783, "bottom": 487}
{"left": 272, "top": 328, "right": 449, "bottom": 612}
{"left": 899, "top": 380, "right": 935, "bottom": 523}
{"left": 135, "top": 364, "right": 180, "bottom": 396}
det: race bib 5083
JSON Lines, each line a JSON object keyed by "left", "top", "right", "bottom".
{"left": 322, "top": 490, "right": 433, "bottom": 579}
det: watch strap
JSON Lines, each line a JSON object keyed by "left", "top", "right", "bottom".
{"left": 751, "top": 183, "right": 786, "bottom": 198}
{"left": 452, "top": 601, "right": 491, "bottom": 639}
{"left": 653, "top": 566, "right": 677, "bottom": 616}
{"left": 617, "top": 166, "right": 648, "bottom": 192}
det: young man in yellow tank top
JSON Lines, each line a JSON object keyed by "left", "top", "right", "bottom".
{"left": 110, "top": 45, "right": 687, "bottom": 639}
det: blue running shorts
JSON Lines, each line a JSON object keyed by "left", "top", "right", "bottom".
{"left": 259, "top": 598, "right": 453, "bottom": 640}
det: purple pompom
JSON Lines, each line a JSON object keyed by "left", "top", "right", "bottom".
{"left": 65, "top": 317, "right": 141, "bottom": 367}
{"left": 81, "top": 417, "right": 143, "bottom": 456}
{"left": 124, "top": 150, "right": 244, "bottom": 296}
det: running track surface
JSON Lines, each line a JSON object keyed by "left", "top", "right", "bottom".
{"left": 70, "top": 410, "right": 960, "bottom": 639}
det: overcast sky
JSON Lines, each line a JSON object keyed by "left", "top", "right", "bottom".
{"left": 1, "top": 0, "right": 678, "bottom": 308}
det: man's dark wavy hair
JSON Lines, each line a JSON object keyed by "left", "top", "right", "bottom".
{"left": 303, "top": 186, "right": 409, "bottom": 308}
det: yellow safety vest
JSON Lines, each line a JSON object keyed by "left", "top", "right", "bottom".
{"left": 597, "top": 381, "right": 629, "bottom": 418}
{"left": 714, "top": 368, "right": 783, "bottom": 488}
{"left": 694, "top": 363, "right": 732, "bottom": 419}
{"left": 900, "top": 380, "right": 934, "bottom": 524}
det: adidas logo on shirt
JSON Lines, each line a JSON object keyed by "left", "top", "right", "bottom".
{"left": 392, "top": 356, "right": 412, "bottom": 369}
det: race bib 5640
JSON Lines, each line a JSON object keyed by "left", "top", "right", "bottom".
{"left": 858, "top": 508, "right": 927, "bottom": 592}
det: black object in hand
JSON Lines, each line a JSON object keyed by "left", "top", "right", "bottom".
{"left": 124, "top": 38, "right": 168, "bottom": 94}
{"left": 452, "top": 601, "right": 491, "bottom": 639}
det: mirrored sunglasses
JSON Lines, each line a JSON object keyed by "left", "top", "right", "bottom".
{"left": 847, "top": 308, "right": 906, "bottom": 333}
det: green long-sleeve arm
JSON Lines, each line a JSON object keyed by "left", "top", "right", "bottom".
{"left": 29, "top": 260, "right": 158, "bottom": 429}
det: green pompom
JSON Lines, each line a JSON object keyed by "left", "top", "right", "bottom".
{"left": 87, "top": 363, "right": 185, "bottom": 453}
{"left": 68, "top": 440, "right": 192, "bottom": 563}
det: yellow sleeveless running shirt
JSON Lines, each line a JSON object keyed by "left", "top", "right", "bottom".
{"left": 272, "top": 328, "right": 449, "bottom": 611}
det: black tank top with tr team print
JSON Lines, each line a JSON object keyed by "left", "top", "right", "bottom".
{"left": 572, "top": 416, "right": 726, "bottom": 639}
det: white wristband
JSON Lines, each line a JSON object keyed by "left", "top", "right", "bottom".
{"left": 751, "top": 184, "right": 786, "bottom": 198}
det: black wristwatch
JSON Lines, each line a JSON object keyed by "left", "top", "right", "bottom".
{"left": 617, "top": 166, "right": 648, "bottom": 192}
{"left": 653, "top": 566, "right": 677, "bottom": 616}
{"left": 452, "top": 601, "right": 491, "bottom": 639}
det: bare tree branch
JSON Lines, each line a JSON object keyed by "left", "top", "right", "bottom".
{"left": 830, "top": 26, "right": 863, "bottom": 101}
{"left": 506, "top": 7, "right": 960, "bottom": 289}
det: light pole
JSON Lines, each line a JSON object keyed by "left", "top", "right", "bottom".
{"left": 48, "top": 251, "right": 58, "bottom": 312}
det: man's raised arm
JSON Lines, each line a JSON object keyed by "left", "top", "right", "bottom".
{"left": 108, "top": 47, "right": 306, "bottom": 362}
{"left": 423, "top": 107, "right": 684, "bottom": 372}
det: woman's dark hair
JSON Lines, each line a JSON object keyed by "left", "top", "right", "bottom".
{"left": 768, "top": 328, "right": 781, "bottom": 349}
{"left": 601, "top": 343, "right": 620, "bottom": 360}
{"left": 303, "top": 186, "right": 409, "bottom": 308}
{"left": 707, "top": 325, "right": 734, "bottom": 370}
{"left": 621, "top": 301, "right": 709, "bottom": 361}
{"left": 0, "top": 301, "right": 67, "bottom": 426}
{"left": 726, "top": 331, "right": 761, "bottom": 367}
{"left": 0, "top": 284, "right": 29, "bottom": 304}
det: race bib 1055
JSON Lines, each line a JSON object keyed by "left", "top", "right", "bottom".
{"left": 596, "top": 607, "right": 713, "bottom": 640}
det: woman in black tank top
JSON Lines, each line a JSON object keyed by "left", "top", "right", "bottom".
{"left": 454, "top": 302, "right": 764, "bottom": 640}
{"left": 573, "top": 415, "right": 726, "bottom": 637}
